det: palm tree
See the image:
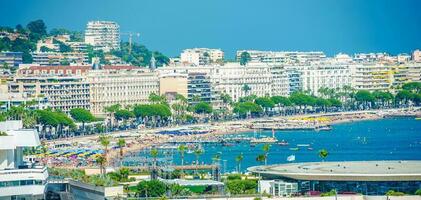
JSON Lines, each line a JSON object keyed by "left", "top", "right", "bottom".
{"left": 150, "top": 148, "right": 159, "bottom": 179}
{"left": 242, "top": 84, "right": 251, "bottom": 96}
{"left": 319, "top": 149, "right": 329, "bottom": 162}
{"left": 117, "top": 138, "right": 126, "bottom": 159}
{"left": 256, "top": 154, "right": 266, "bottom": 165}
{"left": 194, "top": 148, "right": 203, "bottom": 174}
{"left": 99, "top": 135, "right": 110, "bottom": 167}
{"left": 235, "top": 153, "right": 244, "bottom": 173}
{"left": 95, "top": 154, "right": 106, "bottom": 175}
{"left": 262, "top": 144, "right": 270, "bottom": 165}
{"left": 177, "top": 144, "right": 187, "bottom": 178}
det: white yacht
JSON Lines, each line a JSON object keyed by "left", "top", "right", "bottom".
{"left": 0, "top": 120, "right": 48, "bottom": 200}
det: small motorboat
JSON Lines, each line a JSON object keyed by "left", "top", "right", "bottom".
{"left": 278, "top": 140, "right": 289, "bottom": 146}
{"left": 289, "top": 147, "right": 300, "bottom": 151}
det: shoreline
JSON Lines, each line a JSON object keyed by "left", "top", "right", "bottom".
{"left": 45, "top": 107, "right": 421, "bottom": 168}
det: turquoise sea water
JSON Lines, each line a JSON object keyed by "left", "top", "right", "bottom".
{"left": 167, "top": 117, "right": 421, "bottom": 172}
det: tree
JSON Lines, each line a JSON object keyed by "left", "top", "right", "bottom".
{"left": 136, "top": 180, "right": 167, "bottom": 197}
{"left": 239, "top": 51, "right": 251, "bottom": 66}
{"left": 194, "top": 148, "right": 203, "bottom": 174}
{"left": 402, "top": 82, "right": 421, "bottom": 93}
{"left": 233, "top": 102, "right": 263, "bottom": 118}
{"left": 99, "top": 135, "right": 111, "bottom": 173}
{"left": 177, "top": 144, "right": 187, "bottom": 178}
{"left": 256, "top": 154, "right": 266, "bottom": 164}
{"left": 271, "top": 96, "right": 292, "bottom": 106}
{"left": 235, "top": 153, "right": 244, "bottom": 173}
{"left": 95, "top": 155, "right": 106, "bottom": 175}
{"left": 395, "top": 90, "right": 413, "bottom": 106}
{"left": 26, "top": 20, "right": 47, "bottom": 41}
{"left": 254, "top": 97, "right": 275, "bottom": 113}
{"left": 114, "top": 109, "right": 134, "bottom": 121}
{"left": 355, "top": 90, "right": 374, "bottom": 109}
{"left": 117, "top": 138, "right": 126, "bottom": 159}
{"left": 242, "top": 84, "right": 252, "bottom": 95}
{"left": 150, "top": 148, "right": 159, "bottom": 179}
{"left": 70, "top": 108, "right": 95, "bottom": 134}
{"left": 262, "top": 144, "right": 270, "bottom": 165}
{"left": 319, "top": 149, "right": 328, "bottom": 162}
{"left": 193, "top": 102, "right": 213, "bottom": 114}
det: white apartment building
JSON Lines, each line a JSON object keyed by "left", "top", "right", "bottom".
{"left": 0, "top": 120, "right": 48, "bottom": 200}
{"left": 180, "top": 48, "right": 224, "bottom": 66}
{"left": 8, "top": 76, "right": 90, "bottom": 113}
{"left": 351, "top": 63, "right": 393, "bottom": 91}
{"left": 413, "top": 49, "right": 421, "bottom": 62}
{"left": 85, "top": 21, "right": 120, "bottom": 52}
{"left": 159, "top": 62, "right": 290, "bottom": 103}
{"left": 287, "top": 63, "right": 353, "bottom": 96}
{"left": 212, "top": 63, "right": 277, "bottom": 102}
{"left": 31, "top": 51, "right": 89, "bottom": 66}
{"left": 236, "top": 50, "right": 326, "bottom": 64}
{"left": 86, "top": 69, "right": 159, "bottom": 116}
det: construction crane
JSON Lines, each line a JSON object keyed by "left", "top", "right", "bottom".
{"left": 120, "top": 32, "right": 140, "bottom": 54}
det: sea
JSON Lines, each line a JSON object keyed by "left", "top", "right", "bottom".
{"left": 131, "top": 117, "right": 421, "bottom": 173}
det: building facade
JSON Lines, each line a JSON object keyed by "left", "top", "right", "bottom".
{"left": 31, "top": 51, "right": 89, "bottom": 66}
{"left": 0, "top": 120, "right": 48, "bottom": 200}
{"left": 84, "top": 21, "right": 120, "bottom": 52}
{"left": 211, "top": 63, "right": 275, "bottom": 102}
{"left": 86, "top": 69, "right": 159, "bottom": 116}
{"left": 0, "top": 52, "right": 23, "bottom": 67}
{"left": 180, "top": 48, "right": 224, "bottom": 66}
{"left": 159, "top": 73, "right": 188, "bottom": 98}
{"left": 236, "top": 50, "right": 326, "bottom": 64}
{"left": 8, "top": 76, "right": 90, "bottom": 113}
{"left": 413, "top": 50, "right": 421, "bottom": 63}
{"left": 286, "top": 63, "right": 352, "bottom": 96}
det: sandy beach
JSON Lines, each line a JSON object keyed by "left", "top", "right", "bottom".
{"left": 44, "top": 107, "right": 421, "bottom": 168}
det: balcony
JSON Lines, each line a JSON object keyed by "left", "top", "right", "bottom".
{"left": 0, "top": 166, "right": 48, "bottom": 197}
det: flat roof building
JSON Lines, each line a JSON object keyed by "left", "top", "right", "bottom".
{"left": 0, "top": 120, "right": 48, "bottom": 200}
{"left": 248, "top": 161, "right": 421, "bottom": 195}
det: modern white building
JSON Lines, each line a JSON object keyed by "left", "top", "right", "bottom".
{"left": 180, "top": 48, "right": 224, "bottom": 66}
{"left": 84, "top": 21, "right": 120, "bottom": 52}
{"left": 86, "top": 68, "right": 159, "bottom": 116}
{"left": 258, "top": 180, "right": 298, "bottom": 197}
{"left": 236, "top": 50, "right": 326, "bottom": 64}
{"left": 286, "top": 63, "right": 353, "bottom": 96}
{"left": 0, "top": 120, "right": 48, "bottom": 200}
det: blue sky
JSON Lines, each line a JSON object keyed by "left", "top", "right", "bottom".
{"left": 1, "top": 0, "right": 421, "bottom": 58}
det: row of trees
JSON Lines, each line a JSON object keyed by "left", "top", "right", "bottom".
{"left": 2, "top": 83, "right": 420, "bottom": 138}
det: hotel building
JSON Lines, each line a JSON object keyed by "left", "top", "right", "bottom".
{"left": 211, "top": 63, "right": 276, "bottom": 102}
{"left": 86, "top": 68, "right": 159, "bottom": 116}
{"left": 180, "top": 48, "right": 224, "bottom": 66}
{"left": 8, "top": 76, "right": 90, "bottom": 113}
{"left": 0, "top": 120, "right": 48, "bottom": 200}
{"left": 286, "top": 63, "right": 352, "bottom": 96}
{"left": 84, "top": 21, "right": 120, "bottom": 52}
{"left": 159, "top": 73, "right": 188, "bottom": 98}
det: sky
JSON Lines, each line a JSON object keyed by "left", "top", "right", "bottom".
{"left": 1, "top": 0, "right": 421, "bottom": 59}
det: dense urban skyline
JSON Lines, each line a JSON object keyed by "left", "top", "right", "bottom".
{"left": 1, "top": 0, "right": 421, "bottom": 58}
